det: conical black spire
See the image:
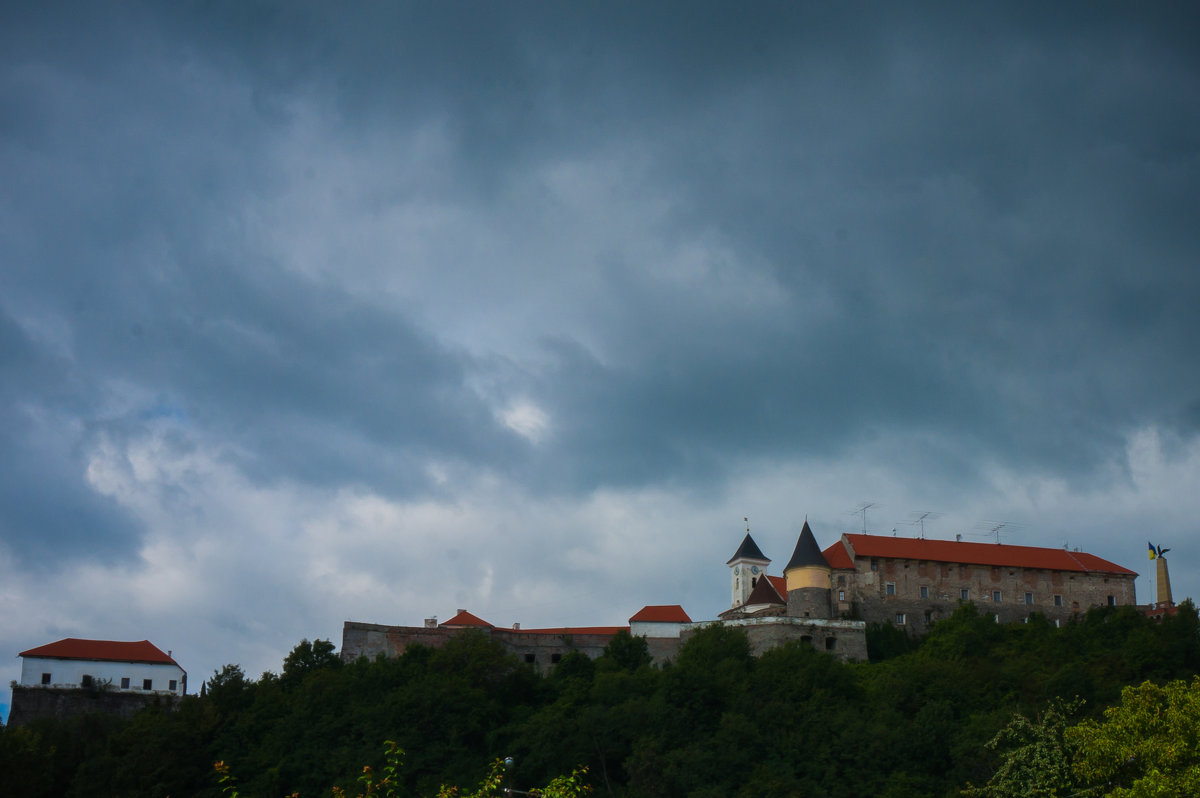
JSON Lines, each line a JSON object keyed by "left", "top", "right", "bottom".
{"left": 726, "top": 533, "right": 769, "bottom": 565}
{"left": 784, "top": 520, "right": 830, "bottom": 571}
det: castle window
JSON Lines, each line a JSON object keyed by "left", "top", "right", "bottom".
{"left": 143, "top": 679, "right": 153, "bottom": 690}
{"left": 801, "top": 635, "right": 813, "bottom": 645}
{"left": 837, "top": 575, "right": 846, "bottom": 586}
{"left": 81, "top": 674, "right": 93, "bottom": 688}
{"left": 825, "top": 637, "right": 836, "bottom": 650}
{"left": 1024, "top": 592, "right": 1034, "bottom": 605}
{"left": 1107, "top": 595, "right": 1116, "bottom": 606}
{"left": 121, "top": 677, "right": 130, "bottom": 689}
{"left": 838, "top": 590, "right": 846, "bottom": 601}
{"left": 920, "top": 586, "right": 929, "bottom": 599}
{"left": 991, "top": 590, "right": 1002, "bottom": 603}
{"left": 550, "top": 654, "right": 562, "bottom": 664}
{"left": 895, "top": 613, "right": 906, "bottom": 625}
{"left": 885, "top": 582, "right": 896, "bottom": 596}
{"left": 961, "top": 589, "right": 970, "bottom": 600}
{"left": 871, "top": 559, "right": 879, "bottom": 571}
{"left": 924, "top": 610, "right": 932, "bottom": 624}
{"left": 169, "top": 680, "right": 177, "bottom": 691}
{"left": 41, "top": 673, "right": 51, "bottom": 685}
{"left": 525, "top": 654, "right": 535, "bottom": 664}
{"left": 751, "top": 577, "right": 757, "bottom": 587}
{"left": 1054, "top": 594, "right": 1063, "bottom": 607}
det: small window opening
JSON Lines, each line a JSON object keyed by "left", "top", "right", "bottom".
{"left": 550, "top": 653, "right": 562, "bottom": 664}
{"left": 41, "top": 672, "right": 51, "bottom": 685}
{"left": 143, "top": 678, "right": 153, "bottom": 690}
{"left": 825, "top": 637, "right": 836, "bottom": 650}
{"left": 121, "top": 677, "right": 130, "bottom": 689}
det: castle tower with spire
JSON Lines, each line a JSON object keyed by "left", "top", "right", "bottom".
{"left": 784, "top": 520, "right": 833, "bottom": 619}
{"left": 727, "top": 531, "right": 770, "bottom": 609}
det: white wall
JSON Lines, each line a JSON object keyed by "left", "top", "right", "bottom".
{"left": 19, "top": 657, "right": 186, "bottom": 695}
{"left": 630, "top": 620, "right": 685, "bottom": 638}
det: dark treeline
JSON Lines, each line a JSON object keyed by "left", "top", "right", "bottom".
{"left": 3, "top": 602, "right": 1199, "bottom": 798}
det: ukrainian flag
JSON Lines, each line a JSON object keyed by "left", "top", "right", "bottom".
{"left": 1149, "top": 542, "right": 1157, "bottom": 560}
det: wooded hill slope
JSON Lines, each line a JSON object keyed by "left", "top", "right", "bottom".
{"left": 3, "top": 601, "right": 1198, "bottom": 798}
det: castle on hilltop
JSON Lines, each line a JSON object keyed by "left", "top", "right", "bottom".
{"left": 726, "top": 521, "right": 1139, "bottom": 634}
{"left": 340, "top": 520, "right": 1142, "bottom": 667}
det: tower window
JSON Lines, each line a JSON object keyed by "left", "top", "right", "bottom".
{"left": 838, "top": 590, "right": 846, "bottom": 601}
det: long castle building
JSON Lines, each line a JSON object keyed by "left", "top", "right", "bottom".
{"left": 341, "top": 520, "right": 1139, "bottom": 667}
{"left": 722, "top": 522, "right": 1138, "bottom": 634}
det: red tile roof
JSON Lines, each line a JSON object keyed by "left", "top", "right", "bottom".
{"left": 511, "top": 626, "right": 629, "bottom": 636}
{"left": 440, "top": 610, "right": 494, "bottom": 628}
{"left": 766, "top": 574, "right": 788, "bottom": 598}
{"left": 629, "top": 605, "right": 692, "bottom": 623}
{"left": 837, "top": 534, "right": 1136, "bottom": 576}
{"left": 822, "top": 541, "right": 855, "bottom": 569}
{"left": 19, "top": 638, "right": 179, "bottom": 666}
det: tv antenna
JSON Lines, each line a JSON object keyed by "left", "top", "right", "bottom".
{"left": 973, "top": 519, "right": 1026, "bottom": 544}
{"left": 850, "top": 502, "right": 876, "bottom": 534}
{"left": 908, "top": 511, "right": 941, "bottom": 539}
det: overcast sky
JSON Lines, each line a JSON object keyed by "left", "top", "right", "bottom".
{"left": 3, "top": 2, "right": 1199, "bottom": 713}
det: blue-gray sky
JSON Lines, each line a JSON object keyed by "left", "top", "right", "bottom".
{"left": 3, "top": 2, "right": 1199, "bottom": 700}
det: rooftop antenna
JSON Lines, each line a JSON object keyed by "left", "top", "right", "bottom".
{"left": 908, "top": 511, "right": 941, "bottom": 539}
{"left": 851, "top": 502, "right": 876, "bottom": 534}
{"left": 972, "top": 519, "right": 1025, "bottom": 544}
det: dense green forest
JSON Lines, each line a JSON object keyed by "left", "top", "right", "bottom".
{"left": 3, "top": 602, "right": 1199, "bottom": 798}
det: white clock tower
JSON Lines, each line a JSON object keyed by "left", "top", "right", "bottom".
{"left": 727, "top": 531, "right": 771, "bottom": 609}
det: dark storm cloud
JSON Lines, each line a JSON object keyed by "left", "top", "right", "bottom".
{"left": 2, "top": 1, "right": 1199, "bottom": 571}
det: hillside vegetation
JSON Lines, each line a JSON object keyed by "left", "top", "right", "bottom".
{"left": 3, "top": 602, "right": 1198, "bottom": 798}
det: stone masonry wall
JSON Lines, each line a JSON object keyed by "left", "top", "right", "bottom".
{"left": 8, "top": 685, "right": 180, "bottom": 727}
{"left": 839, "top": 556, "right": 1138, "bottom": 635}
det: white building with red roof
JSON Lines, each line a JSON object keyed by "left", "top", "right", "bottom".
{"left": 18, "top": 638, "right": 186, "bottom": 695}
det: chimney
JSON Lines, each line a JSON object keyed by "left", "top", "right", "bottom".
{"left": 513, "top": 623, "right": 520, "bottom": 630}
{"left": 424, "top": 617, "right": 437, "bottom": 628}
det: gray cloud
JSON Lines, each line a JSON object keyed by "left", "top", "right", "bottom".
{"left": 1, "top": 2, "right": 1198, "bottom": 699}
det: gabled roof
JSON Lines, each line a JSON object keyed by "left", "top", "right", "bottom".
{"left": 839, "top": 534, "right": 1137, "bottom": 576}
{"left": 19, "top": 639, "right": 179, "bottom": 666}
{"left": 629, "top": 605, "right": 692, "bottom": 623}
{"left": 744, "top": 575, "right": 786, "bottom": 607}
{"left": 784, "top": 520, "right": 831, "bottom": 571}
{"left": 822, "top": 541, "right": 855, "bottom": 569}
{"left": 440, "top": 610, "right": 494, "bottom": 628}
{"left": 727, "top": 533, "right": 770, "bottom": 565}
{"left": 766, "top": 574, "right": 788, "bottom": 598}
